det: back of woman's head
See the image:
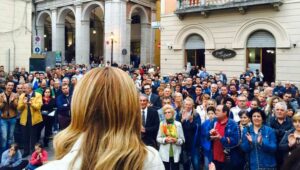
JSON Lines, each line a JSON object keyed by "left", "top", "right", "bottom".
{"left": 54, "top": 67, "right": 146, "bottom": 170}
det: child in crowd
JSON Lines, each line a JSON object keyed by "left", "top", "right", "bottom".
{"left": 26, "top": 143, "right": 48, "bottom": 170}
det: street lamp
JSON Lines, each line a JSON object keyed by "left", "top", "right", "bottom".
{"left": 110, "top": 32, "right": 114, "bottom": 63}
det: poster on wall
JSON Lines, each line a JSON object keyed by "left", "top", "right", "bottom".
{"left": 248, "top": 63, "right": 261, "bottom": 72}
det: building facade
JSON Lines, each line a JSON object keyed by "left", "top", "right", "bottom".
{"left": 161, "top": 0, "right": 300, "bottom": 84}
{"left": 33, "top": 0, "right": 158, "bottom": 66}
{"left": 0, "top": 0, "right": 32, "bottom": 72}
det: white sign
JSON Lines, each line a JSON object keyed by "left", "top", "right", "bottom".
{"left": 151, "top": 21, "right": 161, "bottom": 29}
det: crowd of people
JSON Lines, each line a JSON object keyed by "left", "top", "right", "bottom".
{"left": 0, "top": 63, "right": 300, "bottom": 170}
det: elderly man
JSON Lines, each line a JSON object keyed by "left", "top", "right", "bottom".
{"left": 210, "top": 83, "right": 220, "bottom": 100}
{"left": 163, "top": 88, "right": 172, "bottom": 98}
{"left": 139, "top": 94, "right": 159, "bottom": 148}
{"left": 269, "top": 102, "right": 293, "bottom": 169}
{"left": 182, "top": 78, "right": 196, "bottom": 99}
{"left": 17, "top": 83, "right": 43, "bottom": 157}
{"left": 0, "top": 81, "right": 19, "bottom": 153}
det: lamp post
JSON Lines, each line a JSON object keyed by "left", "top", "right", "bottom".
{"left": 110, "top": 32, "right": 114, "bottom": 63}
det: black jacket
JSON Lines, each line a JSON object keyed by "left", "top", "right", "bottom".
{"left": 142, "top": 107, "right": 160, "bottom": 148}
{"left": 150, "top": 93, "right": 161, "bottom": 110}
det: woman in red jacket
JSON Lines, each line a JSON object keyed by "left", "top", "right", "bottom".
{"left": 26, "top": 143, "right": 48, "bottom": 170}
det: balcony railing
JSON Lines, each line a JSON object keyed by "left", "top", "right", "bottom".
{"left": 175, "top": 0, "right": 283, "bottom": 16}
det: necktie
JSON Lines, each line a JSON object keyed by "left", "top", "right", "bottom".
{"left": 142, "top": 110, "right": 146, "bottom": 126}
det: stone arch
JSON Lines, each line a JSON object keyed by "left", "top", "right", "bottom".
{"left": 128, "top": 4, "right": 149, "bottom": 23}
{"left": 233, "top": 18, "right": 290, "bottom": 49}
{"left": 173, "top": 24, "right": 215, "bottom": 50}
{"left": 36, "top": 10, "right": 51, "bottom": 26}
{"left": 57, "top": 6, "right": 75, "bottom": 24}
{"left": 81, "top": 1, "right": 105, "bottom": 21}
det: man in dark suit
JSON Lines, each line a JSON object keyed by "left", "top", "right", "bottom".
{"left": 210, "top": 83, "right": 220, "bottom": 100}
{"left": 139, "top": 94, "right": 160, "bottom": 148}
{"left": 143, "top": 84, "right": 161, "bottom": 110}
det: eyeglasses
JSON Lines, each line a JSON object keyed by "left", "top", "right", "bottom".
{"left": 144, "top": 88, "right": 150, "bottom": 90}
{"left": 164, "top": 111, "right": 172, "bottom": 114}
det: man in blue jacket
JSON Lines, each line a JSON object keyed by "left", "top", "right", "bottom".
{"left": 56, "top": 84, "right": 72, "bottom": 130}
{"left": 209, "top": 105, "right": 241, "bottom": 170}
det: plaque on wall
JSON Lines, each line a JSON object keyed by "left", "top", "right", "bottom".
{"left": 212, "top": 48, "right": 236, "bottom": 61}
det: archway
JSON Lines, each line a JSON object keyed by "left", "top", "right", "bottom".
{"left": 36, "top": 11, "right": 52, "bottom": 52}
{"left": 82, "top": 1, "right": 105, "bottom": 65}
{"left": 184, "top": 34, "right": 205, "bottom": 68}
{"left": 247, "top": 30, "right": 276, "bottom": 82}
{"left": 129, "top": 5, "right": 150, "bottom": 67}
{"left": 57, "top": 7, "right": 76, "bottom": 63}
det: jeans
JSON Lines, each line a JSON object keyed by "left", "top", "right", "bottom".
{"left": 0, "top": 118, "right": 17, "bottom": 151}
{"left": 191, "top": 150, "right": 201, "bottom": 170}
{"left": 204, "top": 156, "right": 209, "bottom": 170}
{"left": 183, "top": 150, "right": 201, "bottom": 170}
{"left": 26, "top": 163, "right": 40, "bottom": 170}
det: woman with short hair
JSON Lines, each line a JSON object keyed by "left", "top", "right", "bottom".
{"left": 157, "top": 105, "right": 185, "bottom": 170}
{"left": 241, "top": 109, "right": 277, "bottom": 170}
{"left": 38, "top": 67, "right": 164, "bottom": 170}
{"left": 179, "top": 97, "right": 201, "bottom": 170}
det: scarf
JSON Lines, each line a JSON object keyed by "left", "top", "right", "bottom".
{"left": 43, "top": 97, "right": 51, "bottom": 105}
{"left": 161, "top": 119, "right": 178, "bottom": 138}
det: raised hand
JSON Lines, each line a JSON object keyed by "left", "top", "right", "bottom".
{"left": 246, "top": 133, "right": 253, "bottom": 143}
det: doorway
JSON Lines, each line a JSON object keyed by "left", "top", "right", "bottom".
{"left": 247, "top": 30, "right": 276, "bottom": 83}
{"left": 247, "top": 48, "right": 276, "bottom": 82}
{"left": 185, "top": 49, "right": 205, "bottom": 67}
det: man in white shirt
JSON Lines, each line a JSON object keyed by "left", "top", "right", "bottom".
{"left": 230, "top": 95, "right": 250, "bottom": 122}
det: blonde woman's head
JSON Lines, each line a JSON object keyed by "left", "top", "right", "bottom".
{"left": 162, "top": 104, "right": 175, "bottom": 120}
{"left": 54, "top": 67, "right": 146, "bottom": 170}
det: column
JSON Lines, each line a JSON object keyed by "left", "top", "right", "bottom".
{"left": 141, "top": 23, "right": 151, "bottom": 64}
{"left": 75, "top": 3, "right": 88, "bottom": 65}
{"left": 104, "top": 0, "right": 127, "bottom": 64}
{"left": 125, "top": 19, "right": 131, "bottom": 64}
{"left": 150, "top": 9, "right": 156, "bottom": 64}
{"left": 51, "top": 8, "right": 57, "bottom": 52}
{"left": 56, "top": 23, "right": 65, "bottom": 62}
{"left": 81, "top": 20, "right": 90, "bottom": 65}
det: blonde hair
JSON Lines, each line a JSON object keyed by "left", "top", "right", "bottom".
{"left": 53, "top": 67, "right": 147, "bottom": 170}
{"left": 162, "top": 104, "right": 175, "bottom": 115}
{"left": 293, "top": 113, "right": 300, "bottom": 121}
